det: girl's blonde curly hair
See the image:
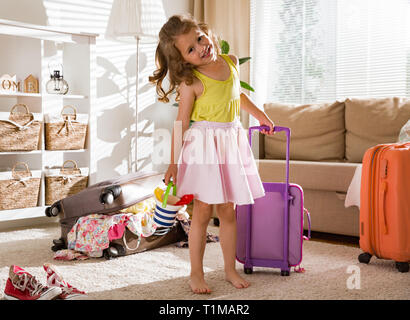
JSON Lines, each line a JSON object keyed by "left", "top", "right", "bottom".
{"left": 149, "top": 14, "right": 220, "bottom": 103}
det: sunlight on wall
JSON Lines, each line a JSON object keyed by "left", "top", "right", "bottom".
{"left": 34, "top": 0, "right": 188, "bottom": 179}
{"left": 42, "top": 0, "right": 138, "bottom": 180}
{"left": 137, "top": 41, "right": 157, "bottom": 172}
{"left": 44, "top": 0, "right": 111, "bottom": 33}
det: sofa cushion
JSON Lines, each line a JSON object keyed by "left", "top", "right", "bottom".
{"left": 263, "top": 101, "right": 345, "bottom": 161}
{"left": 257, "top": 159, "right": 359, "bottom": 192}
{"left": 345, "top": 97, "right": 410, "bottom": 162}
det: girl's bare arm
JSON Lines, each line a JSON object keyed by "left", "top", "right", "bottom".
{"left": 164, "top": 82, "right": 195, "bottom": 185}
{"left": 228, "top": 54, "right": 274, "bottom": 135}
{"left": 240, "top": 92, "right": 275, "bottom": 135}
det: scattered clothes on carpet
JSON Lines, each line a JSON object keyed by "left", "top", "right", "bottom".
{"left": 175, "top": 218, "right": 219, "bottom": 248}
{"left": 54, "top": 197, "right": 219, "bottom": 261}
{"left": 65, "top": 198, "right": 160, "bottom": 257}
{"left": 54, "top": 249, "right": 89, "bottom": 261}
{"left": 66, "top": 212, "right": 157, "bottom": 257}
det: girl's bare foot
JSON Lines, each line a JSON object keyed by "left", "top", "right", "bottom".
{"left": 190, "top": 273, "right": 212, "bottom": 294}
{"left": 225, "top": 269, "right": 250, "bottom": 289}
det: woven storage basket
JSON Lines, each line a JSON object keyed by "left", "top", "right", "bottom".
{"left": 45, "top": 160, "right": 89, "bottom": 205}
{"left": 0, "top": 162, "right": 41, "bottom": 210}
{"left": 0, "top": 104, "right": 41, "bottom": 151}
{"left": 45, "top": 105, "right": 87, "bottom": 150}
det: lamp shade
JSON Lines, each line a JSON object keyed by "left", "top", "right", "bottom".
{"left": 105, "top": 0, "right": 166, "bottom": 40}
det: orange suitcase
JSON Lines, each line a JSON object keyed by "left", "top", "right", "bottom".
{"left": 358, "top": 142, "right": 410, "bottom": 272}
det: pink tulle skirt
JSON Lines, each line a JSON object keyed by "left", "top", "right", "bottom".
{"left": 176, "top": 120, "right": 265, "bottom": 205}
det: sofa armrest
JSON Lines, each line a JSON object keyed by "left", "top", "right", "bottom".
{"left": 249, "top": 131, "right": 265, "bottom": 159}
{"left": 258, "top": 132, "right": 265, "bottom": 159}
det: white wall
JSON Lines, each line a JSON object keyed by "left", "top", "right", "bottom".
{"left": 0, "top": 0, "right": 192, "bottom": 182}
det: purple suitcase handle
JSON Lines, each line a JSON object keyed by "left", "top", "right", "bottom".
{"left": 248, "top": 125, "right": 291, "bottom": 187}
{"left": 248, "top": 125, "right": 290, "bottom": 142}
{"left": 245, "top": 125, "right": 292, "bottom": 274}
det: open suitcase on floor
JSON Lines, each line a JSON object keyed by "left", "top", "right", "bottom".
{"left": 358, "top": 142, "right": 410, "bottom": 272}
{"left": 45, "top": 171, "right": 187, "bottom": 259}
{"left": 236, "top": 126, "right": 311, "bottom": 276}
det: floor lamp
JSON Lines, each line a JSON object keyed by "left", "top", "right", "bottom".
{"left": 105, "top": 0, "right": 166, "bottom": 171}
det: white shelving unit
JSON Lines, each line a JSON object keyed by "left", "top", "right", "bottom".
{"left": 0, "top": 19, "right": 97, "bottom": 223}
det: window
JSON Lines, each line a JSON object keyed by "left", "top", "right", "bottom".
{"left": 250, "top": 0, "right": 410, "bottom": 106}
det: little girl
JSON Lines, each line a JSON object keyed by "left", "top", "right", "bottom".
{"left": 149, "top": 14, "right": 274, "bottom": 294}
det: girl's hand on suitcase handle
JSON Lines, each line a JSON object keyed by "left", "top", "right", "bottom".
{"left": 258, "top": 117, "right": 275, "bottom": 135}
{"left": 252, "top": 125, "right": 289, "bottom": 134}
{"left": 258, "top": 125, "right": 272, "bottom": 135}
{"left": 249, "top": 125, "right": 290, "bottom": 148}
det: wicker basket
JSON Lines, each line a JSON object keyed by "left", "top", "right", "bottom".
{"left": 0, "top": 162, "right": 41, "bottom": 210}
{"left": 45, "top": 160, "right": 89, "bottom": 205}
{"left": 0, "top": 104, "right": 41, "bottom": 151}
{"left": 45, "top": 105, "right": 87, "bottom": 150}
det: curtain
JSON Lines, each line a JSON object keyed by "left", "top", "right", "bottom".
{"left": 250, "top": 0, "right": 410, "bottom": 107}
{"left": 193, "top": 0, "right": 251, "bottom": 127}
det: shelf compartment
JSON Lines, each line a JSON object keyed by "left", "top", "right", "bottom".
{"left": 0, "top": 18, "right": 96, "bottom": 225}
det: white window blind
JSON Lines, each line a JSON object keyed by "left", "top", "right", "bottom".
{"left": 250, "top": 0, "right": 410, "bottom": 105}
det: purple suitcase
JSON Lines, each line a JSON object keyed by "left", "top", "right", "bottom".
{"left": 236, "top": 126, "right": 311, "bottom": 276}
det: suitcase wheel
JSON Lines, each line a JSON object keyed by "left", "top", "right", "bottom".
{"left": 100, "top": 192, "right": 114, "bottom": 205}
{"left": 103, "top": 243, "right": 126, "bottom": 260}
{"left": 100, "top": 185, "right": 122, "bottom": 204}
{"left": 45, "top": 202, "right": 61, "bottom": 217}
{"left": 358, "top": 252, "right": 372, "bottom": 264}
{"left": 103, "top": 249, "right": 112, "bottom": 260}
{"left": 45, "top": 207, "right": 52, "bottom": 217}
{"left": 244, "top": 267, "right": 253, "bottom": 274}
{"left": 51, "top": 244, "right": 64, "bottom": 252}
{"left": 51, "top": 240, "right": 67, "bottom": 252}
{"left": 51, "top": 206, "right": 60, "bottom": 216}
{"left": 51, "top": 238, "right": 66, "bottom": 252}
{"left": 395, "top": 262, "right": 409, "bottom": 273}
{"left": 281, "top": 270, "right": 290, "bottom": 277}
{"left": 52, "top": 238, "right": 65, "bottom": 246}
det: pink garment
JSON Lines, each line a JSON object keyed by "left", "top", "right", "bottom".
{"left": 176, "top": 120, "right": 265, "bottom": 205}
{"left": 108, "top": 223, "right": 126, "bottom": 241}
{"left": 67, "top": 214, "right": 130, "bottom": 254}
{"left": 54, "top": 249, "right": 89, "bottom": 261}
{"left": 67, "top": 213, "right": 157, "bottom": 255}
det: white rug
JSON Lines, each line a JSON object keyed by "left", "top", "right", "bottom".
{"left": 0, "top": 222, "right": 409, "bottom": 300}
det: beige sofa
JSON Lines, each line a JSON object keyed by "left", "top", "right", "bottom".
{"left": 256, "top": 97, "right": 410, "bottom": 237}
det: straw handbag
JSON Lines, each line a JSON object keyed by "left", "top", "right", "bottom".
{"left": 45, "top": 160, "right": 89, "bottom": 205}
{"left": 0, "top": 162, "right": 41, "bottom": 210}
{"left": 45, "top": 105, "right": 88, "bottom": 150}
{"left": 0, "top": 104, "right": 41, "bottom": 151}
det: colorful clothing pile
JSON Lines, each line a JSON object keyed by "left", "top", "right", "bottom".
{"left": 53, "top": 197, "right": 219, "bottom": 261}
{"left": 175, "top": 218, "right": 219, "bottom": 248}
{"left": 65, "top": 211, "right": 157, "bottom": 258}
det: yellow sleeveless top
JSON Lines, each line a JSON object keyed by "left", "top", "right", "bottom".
{"left": 190, "top": 54, "right": 241, "bottom": 122}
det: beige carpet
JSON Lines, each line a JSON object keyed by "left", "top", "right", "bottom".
{"left": 0, "top": 222, "right": 409, "bottom": 300}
